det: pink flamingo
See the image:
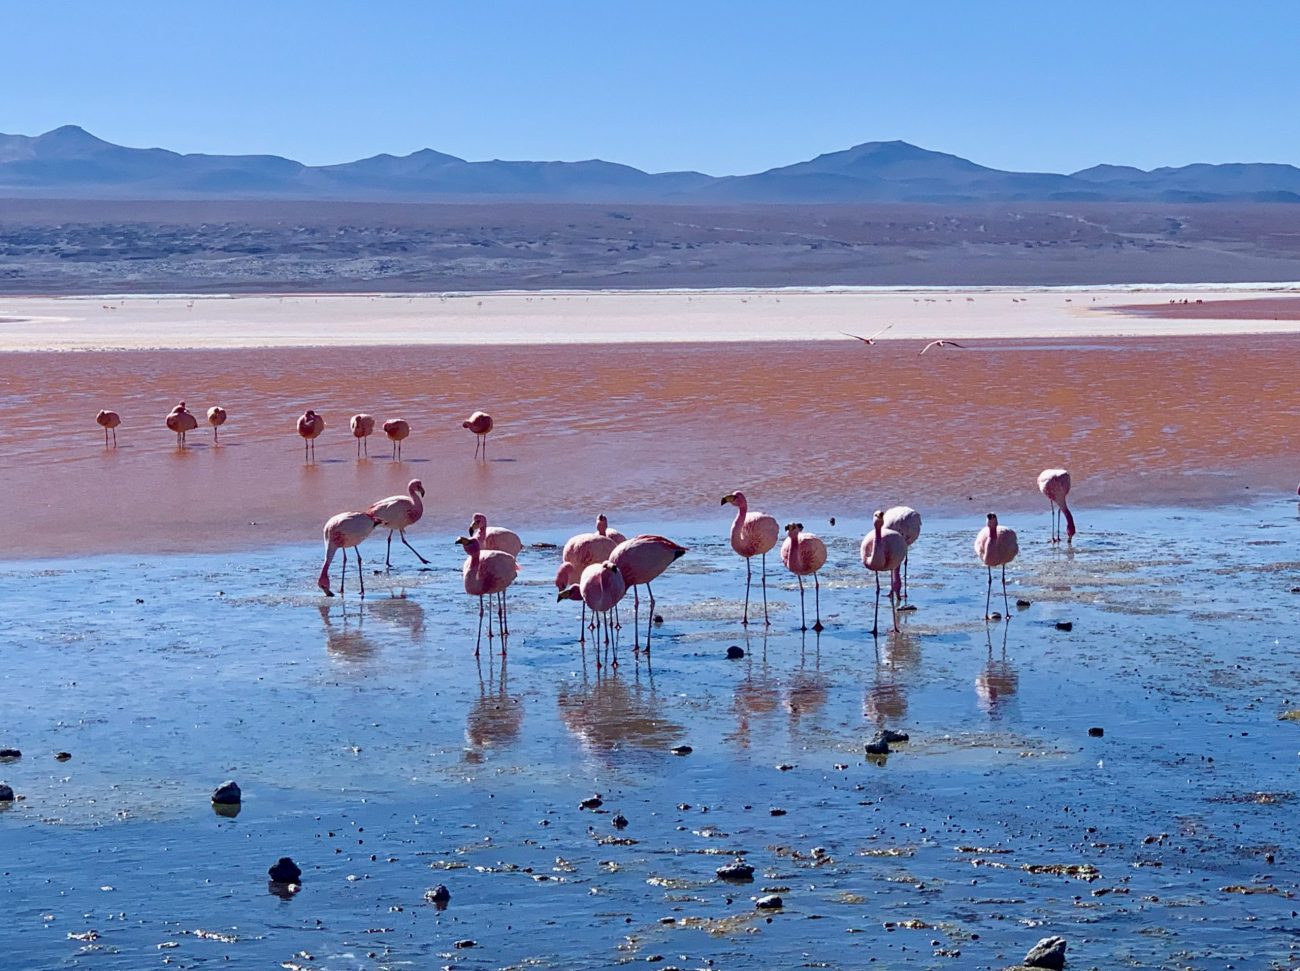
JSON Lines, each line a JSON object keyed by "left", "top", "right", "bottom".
{"left": 974, "top": 512, "right": 1019, "bottom": 621}
{"left": 95, "top": 409, "right": 121, "bottom": 447}
{"left": 563, "top": 522, "right": 617, "bottom": 573}
{"left": 882, "top": 506, "right": 922, "bottom": 602}
{"left": 610, "top": 534, "right": 687, "bottom": 647}
{"left": 469, "top": 513, "right": 524, "bottom": 558}
{"left": 861, "top": 510, "right": 907, "bottom": 635}
{"left": 1037, "top": 469, "right": 1076, "bottom": 544}
{"left": 555, "top": 560, "right": 587, "bottom": 642}
{"left": 781, "top": 522, "right": 828, "bottom": 632}
{"left": 722, "top": 491, "right": 780, "bottom": 626}
{"left": 596, "top": 514, "right": 628, "bottom": 545}
{"left": 297, "top": 409, "right": 325, "bottom": 461}
{"left": 383, "top": 418, "right": 410, "bottom": 461}
{"left": 165, "top": 401, "right": 198, "bottom": 447}
{"left": 207, "top": 406, "right": 227, "bottom": 444}
{"left": 456, "top": 535, "right": 519, "bottom": 653}
{"left": 558, "top": 560, "right": 627, "bottom": 660}
{"left": 350, "top": 414, "right": 375, "bottom": 457}
{"left": 367, "top": 479, "right": 429, "bottom": 568}
{"left": 463, "top": 411, "right": 493, "bottom": 458}
{"left": 318, "top": 510, "right": 379, "bottom": 597}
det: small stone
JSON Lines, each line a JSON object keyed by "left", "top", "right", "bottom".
{"left": 877, "top": 729, "right": 909, "bottom": 744}
{"left": 1055, "top": 621, "right": 1073, "bottom": 632}
{"left": 0, "top": 749, "right": 20, "bottom": 760}
{"left": 716, "top": 860, "right": 755, "bottom": 881}
{"left": 580, "top": 795, "right": 603, "bottom": 810}
{"left": 653, "top": 614, "right": 664, "bottom": 625}
{"left": 0, "top": 783, "right": 14, "bottom": 802}
{"left": 726, "top": 646, "right": 745, "bottom": 660}
{"left": 769, "top": 808, "right": 786, "bottom": 816}
{"left": 755, "top": 894, "right": 783, "bottom": 910}
{"left": 211, "top": 780, "right": 242, "bottom": 805}
{"left": 55, "top": 752, "right": 72, "bottom": 762}
{"left": 612, "top": 814, "right": 629, "bottom": 830}
{"left": 1088, "top": 727, "right": 1104, "bottom": 738}
{"left": 676, "top": 803, "right": 691, "bottom": 811}
{"left": 865, "top": 737, "right": 891, "bottom": 756}
{"left": 454, "top": 939, "right": 477, "bottom": 949}
{"left": 1023, "top": 934, "right": 1067, "bottom": 970}
{"left": 268, "top": 857, "right": 302, "bottom": 883}
{"left": 775, "top": 763, "right": 795, "bottom": 771}
{"left": 424, "top": 884, "right": 451, "bottom": 905}
{"left": 1016, "top": 598, "right": 1032, "bottom": 608}
{"left": 670, "top": 745, "right": 692, "bottom": 756}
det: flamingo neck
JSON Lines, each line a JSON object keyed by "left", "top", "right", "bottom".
{"left": 1061, "top": 503, "right": 1076, "bottom": 538}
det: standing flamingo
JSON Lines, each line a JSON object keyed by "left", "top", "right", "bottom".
{"left": 1037, "top": 469, "right": 1076, "bottom": 544}
{"left": 318, "top": 510, "right": 379, "bottom": 597}
{"left": 463, "top": 411, "right": 493, "bottom": 458}
{"left": 721, "top": 491, "right": 780, "bottom": 626}
{"left": 350, "top": 414, "right": 375, "bottom": 457}
{"left": 861, "top": 510, "right": 907, "bottom": 635}
{"left": 558, "top": 560, "right": 627, "bottom": 660}
{"left": 165, "top": 402, "right": 198, "bottom": 447}
{"left": 469, "top": 513, "right": 524, "bottom": 557}
{"left": 781, "top": 523, "right": 828, "bottom": 632}
{"left": 456, "top": 535, "right": 519, "bottom": 653}
{"left": 95, "top": 409, "right": 121, "bottom": 447}
{"left": 207, "top": 406, "right": 227, "bottom": 444}
{"left": 383, "top": 418, "right": 410, "bottom": 461}
{"left": 610, "top": 534, "right": 687, "bottom": 647}
{"left": 974, "top": 512, "right": 1019, "bottom": 621}
{"left": 297, "top": 409, "right": 325, "bottom": 461}
{"left": 882, "top": 506, "right": 922, "bottom": 602}
{"left": 596, "top": 514, "right": 628, "bottom": 545}
{"left": 367, "top": 479, "right": 429, "bottom": 568}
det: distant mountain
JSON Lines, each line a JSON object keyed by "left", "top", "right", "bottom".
{"left": 1, "top": 126, "right": 1299, "bottom": 203}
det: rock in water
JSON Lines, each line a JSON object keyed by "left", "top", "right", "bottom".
{"left": 0, "top": 749, "right": 20, "bottom": 760}
{"left": 755, "top": 894, "right": 783, "bottom": 910}
{"left": 424, "top": 884, "right": 451, "bottom": 905}
{"left": 211, "top": 780, "right": 242, "bottom": 805}
{"left": 877, "top": 729, "right": 910, "bottom": 744}
{"left": 865, "top": 736, "right": 891, "bottom": 756}
{"left": 1023, "top": 935, "right": 1067, "bottom": 969}
{"left": 0, "top": 783, "right": 13, "bottom": 802}
{"left": 612, "top": 813, "right": 629, "bottom": 830}
{"left": 670, "top": 745, "right": 693, "bottom": 756}
{"left": 579, "top": 795, "right": 603, "bottom": 810}
{"left": 1055, "top": 621, "right": 1073, "bottom": 632}
{"left": 268, "top": 857, "right": 302, "bottom": 883}
{"left": 726, "top": 645, "right": 745, "bottom": 660}
{"left": 716, "top": 860, "right": 755, "bottom": 881}
{"left": 1088, "top": 727, "right": 1104, "bottom": 738}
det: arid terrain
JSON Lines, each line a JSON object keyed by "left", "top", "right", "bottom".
{"left": 4, "top": 199, "right": 1300, "bottom": 293}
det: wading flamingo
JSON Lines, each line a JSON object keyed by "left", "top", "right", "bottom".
{"left": 367, "top": 479, "right": 429, "bottom": 568}
{"left": 975, "top": 512, "right": 1019, "bottom": 621}
{"left": 882, "top": 506, "right": 922, "bottom": 602}
{"left": 297, "top": 409, "right": 325, "bottom": 461}
{"left": 95, "top": 409, "right": 120, "bottom": 447}
{"left": 350, "top": 414, "right": 375, "bottom": 457}
{"left": 207, "top": 406, "right": 227, "bottom": 444}
{"left": 781, "top": 523, "right": 828, "bottom": 632}
{"left": 166, "top": 402, "right": 198, "bottom": 447}
{"left": 383, "top": 418, "right": 410, "bottom": 461}
{"left": 318, "top": 510, "right": 379, "bottom": 597}
{"left": 463, "top": 411, "right": 493, "bottom": 458}
{"left": 722, "top": 491, "right": 780, "bottom": 626}
{"left": 1037, "top": 469, "right": 1076, "bottom": 544}
{"left": 558, "top": 560, "right": 627, "bottom": 660}
{"left": 456, "top": 535, "right": 519, "bottom": 653}
{"left": 555, "top": 560, "right": 587, "bottom": 642}
{"left": 861, "top": 510, "right": 907, "bottom": 635}
{"left": 610, "top": 534, "right": 687, "bottom": 647}
{"left": 469, "top": 513, "right": 524, "bottom": 558}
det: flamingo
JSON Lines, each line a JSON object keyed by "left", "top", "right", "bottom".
{"left": 383, "top": 418, "right": 410, "bottom": 461}
{"left": 555, "top": 560, "right": 587, "bottom": 642}
{"left": 469, "top": 513, "right": 523, "bottom": 558}
{"left": 297, "top": 409, "right": 325, "bottom": 461}
{"left": 463, "top": 411, "right": 493, "bottom": 458}
{"left": 165, "top": 401, "right": 198, "bottom": 447}
{"left": 780, "top": 523, "right": 827, "bottom": 632}
{"left": 95, "top": 409, "right": 121, "bottom": 447}
{"left": 1037, "top": 469, "right": 1076, "bottom": 544}
{"left": 563, "top": 523, "right": 617, "bottom": 573}
{"left": 596, "top": 513, "right": 628, "bottom": 545}
{"left": 318, "top": 510, "right": 379, "bottom": 597}
{"left": 456, "top": 535, "right": 518, "bottom": 653}
{"left": 557, "top": 560, "right": 627, "bottom": 657}
{"left": 920, "top": 340, "right": 967, "bottom": 354}
{"left": 367, "top": 479, "right": 429, "bottom": 568}
{"left": 840, "top": 324, "right": 893, "bottom": 345}
{"left": 350, "top": 414, "right": 375, "bottom": 457}
{"left": 610, "top": 534, "right": 687, "bottom": 646}
{"left": 861, "top": 510, "right": 907, "bottom": 635}
{"left": 721, "top": 491, "right": 780, "bottom": 626}
{"left": 974, "top": 512, "right": 1019, "bottom": 621}
{"left": 207, "top": 406, "right": 227, "bottom": 444}
{"left": 882, "top": 506, "right": 922, "bottom": 602}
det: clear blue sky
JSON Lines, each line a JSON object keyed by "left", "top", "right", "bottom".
{"left": 4, "top": 1, "right": 1297, "bottom": 175}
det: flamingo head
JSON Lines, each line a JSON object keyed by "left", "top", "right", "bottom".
{"left": 721, "top": 491, "right": 746, "bottom": 509}
{"left": 468, "top": 512, "right": 487, "bottom": 534}
{"left": 596, "top": 514, "right": 609, "bottom": 533}
{"left": 556, "top": 583, "right": 581, "bottom": 603}
{"left": 784, "top": 522, "right": 802, "bottom": 535}
{"left": 602, "top": 561, "right": 619, "bottom": 575}
{"left": 304, "top": 409, "right": 316, "bottom": 419}
{"left": 454, "top": 535, "right": 480, "bottom": 554}
{"left": 555, "top": 561, "right": 577, "bottom": 589}
{"left": 872, "top": 509, "right": 885, "bottom": 529}
{"left": 986, "top": 512, "right": 998, "bottom": 529}
{"left": 461, "top": 419, "right": 471, "bottom": 429}
{"left": 409, "top": 479, "right": 425, "bottom": 497}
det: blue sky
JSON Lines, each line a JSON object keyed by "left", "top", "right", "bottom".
{"left": 4, "top": 1, "right": 1296, "bottom": 174}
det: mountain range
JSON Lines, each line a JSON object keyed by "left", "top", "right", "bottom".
{"left": 2, "top": 125, "right": 1299, "bottom": 204}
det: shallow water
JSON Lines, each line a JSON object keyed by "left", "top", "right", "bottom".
{"left": 2, "top": 503, "right": 1299, "bottom": 969}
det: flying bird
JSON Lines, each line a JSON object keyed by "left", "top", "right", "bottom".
{"left": 920, "top": 340, "right": 967, "bottom": 354}
{"left": 840, "top": 324, "right": 893, "bottom": 345}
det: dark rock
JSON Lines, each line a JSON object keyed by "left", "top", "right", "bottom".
{"left": 580, "top": 795, "right": 603, "bottom": 810}
{"left": 829, "top": 516, "right": 836, "bottom": 526}
{"left": 424, "top": 884, "right": 451, "bottom": 905}
{"left": 1088, "top": 727, "right": 1104, "bottom": 738}
{"left": 769, "top": 807, "right": 786, "bottom": 816}
{"left": 676, "top": 803, "right": 691, "bottom": 811}
{"left": 716, "top": 860, "right": 755, "bottom": 881}
{"left": 877, "top": 729, "right": 910, "bottom": 744}
{"left": 653, "top": 614, "right": 664, "bottom": 625}
{"left": 0, "top": 783, "right": 13, "bottom": 802}
{"left": 1055, "top": 621, "right": 1073, "bottom": 632}
{"left": 55, "top": 752, "right": 72, "bottom": 761}
{"left": 726, "top": 645, "right": 745, "bottom": 660}
{"left": 1016, "top": 598, "right": 1032, "bottom": 608}
{"left": 755, "top": 894, "right": 783, "bottom": 910}
{"left": 865, "top": 737, "right": 891, "bottom": 756}
{"left": 268, "top": 857, "right": 302, "bottom": 883}
{"left": 670, "top": 745, "right": 693, "bottom": 756}
{"left": 454, "top": 939, "right": 477, "bottom": 949}
{"left": 1023, "top": 935, "right": 1067, "bottom": 969}
{"left": 0, "top": 749, "right": 20, "bottom": 760}
{"left": 612, "top": 813, "right": 629, "bottom": 829}
{"left": 211, "top": 780, "right": 242, "bottom": 805}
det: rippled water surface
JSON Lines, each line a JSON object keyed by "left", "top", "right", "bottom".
{"left": 2, "top": 504, "right": 1299, "bottom": 969}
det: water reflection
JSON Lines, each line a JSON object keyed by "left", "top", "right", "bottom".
{"left": 317, "top": 601, "right": 378, "bottom": 662}
{"left": 366, "top": 590, "right": 425, "bottom": 641}
{"left": 786, "top": 631, "right": 828, "bottom": 728}
{"left": 975, "top": 624, "right": 1019, "bottom": 717}
{"left": 465, "top": 654, "right": 524, "bottom": 757}
{"left": 865, "top": 629, "right": 919, "bottom": 727}
{"left": 727, "top": 632, "right": 780, "bottom": 750}
{"left": 557, "top": 666, "right": 681, "bottom": 758}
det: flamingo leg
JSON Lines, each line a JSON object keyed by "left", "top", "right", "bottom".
{"left": 742, "top": 557, "right": 752, "bottom": 626}
{"left": 104, "top": 427, "right": 109, "bottom": 447}
{"left": 1001, "top": 563, "right": 1011, "bottom": 620}
{"left": 364, "top": 436, "right": 368, "bottom": 456}
{"left": 797, "top": 574, "right": 806, "bottom": 631}
{"left": 112, "top": 428, "right": 116, "bottom": 446}
{"left": 872, "top": 570, "right": 880, "bottom": 636}
{"left": 903, "top": 553, "right": 909, "bottom": 602}
{"left": 813, "top": 572, "right": 823, "bottom": 632}
{"left": 339, "top": 548, "right": 347, "bottom": 598}
{"left": 985, "top": 566, "right": 993, "bottom": 620}
{"left": 356, "top": 547, "right": 365, "bottom": 598}
{"left": 644, "top": 580, "right": 656, "bottom": 654}
{"left": 579, "top": 602, "right": 586, "bottom": 644}
{"left": 761, "top": 552, "right": 771, "bottom": 626}
{"left": 614, "top": 603, "right": 621, "bottom": 631}
{"left": 475, "top": 595, "right": 484, "bottom": 656}
{"left": 399, "top": 531, "right": 430, "bottom": 565}
{"left": 385, "top": 531, "right": 394, "bottom": 569}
